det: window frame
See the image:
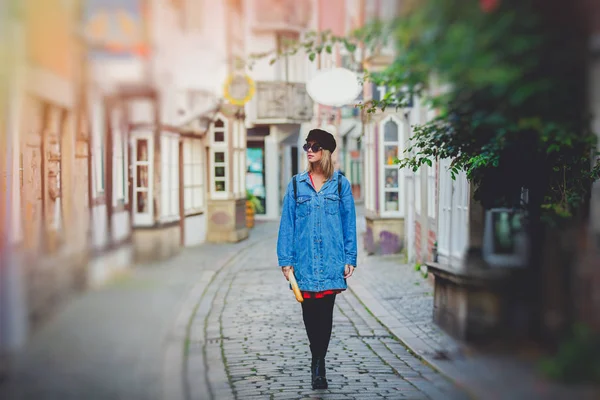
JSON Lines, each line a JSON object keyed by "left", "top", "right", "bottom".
{"left": 183, "top": 137, "right": 205, "bottom": 215}
{"left": 211, "top": 149, "right": 228, "bottom": 197}
{"left": 450, "top": 170, "right": 469, "bottom": 259}
{"left": 364, "top": 124, "right": 376, "bottom": 212}
{"left": 132, "top": 133, "right": 153, "bottom": 226}
{"left": 160, "top": 134, "right": 180, "bottom": 221}
{"left": 379, "top": 115, "right": 404, "bottom": 217}
{"left": 112, "top": 106, "right": 128, "bottom": 207}
{"left": 415, "top": 167, "right": 422, "bottom": 215}
{"left": 46, "top": 106, "right": 64, "bottom": 233}
{"left": 427, "top": 164, "right": 436, "bottom": 219}
{"left": 276, "top": 31, "right": 301, "bottom": 82}
{"left": 437, "top": 158, "right": 469, "bottom": 261}
{"left": 91, "top": 95, "right": 105, "bottom": 198}
{"left": 210, "top": 115, "right": 229, "bottom": 200}
{"left": 233, "top": 120, "right": 246, "bottom": 199}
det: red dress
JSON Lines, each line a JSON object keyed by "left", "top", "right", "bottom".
{"left": 302, "top": 173, "right": 345, "bottom": 299}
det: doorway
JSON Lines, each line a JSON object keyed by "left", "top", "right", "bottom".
{"left": 246, "top": 142, "right": 266, "bottom": 215}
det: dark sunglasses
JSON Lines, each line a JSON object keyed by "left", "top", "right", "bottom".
{"left": 303, "top": 143, "right": 323, "bottom": 153}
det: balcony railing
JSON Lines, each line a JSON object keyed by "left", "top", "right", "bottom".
{"left": 248, "top": 81, "right": 314, "bottom": 124}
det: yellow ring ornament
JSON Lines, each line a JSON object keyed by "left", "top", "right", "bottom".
{"left": 223, "top": 74, "right": 256, "bottom": 106}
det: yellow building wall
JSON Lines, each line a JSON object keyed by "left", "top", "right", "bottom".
{"left": 24, "top": 0, "right": 78, "bottom": 79}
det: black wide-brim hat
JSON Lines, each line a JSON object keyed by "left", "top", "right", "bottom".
{"left": 306, "top": 129, "right": 336, "bottom": 153}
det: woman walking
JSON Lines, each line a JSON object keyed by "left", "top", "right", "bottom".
{"left": 277, "top": 128, "right": 357, "bottom": 390}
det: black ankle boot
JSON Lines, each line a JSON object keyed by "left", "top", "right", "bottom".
{"left": 310, "top": 357, "right": 317, "bottom": 381}
{"left": 312, "top": 357, "right": 328, "bottom": 389}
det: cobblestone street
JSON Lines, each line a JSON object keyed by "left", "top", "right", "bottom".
{"left": 182, "top": 220, "right": 468, "bottom": 400}
{"left": 0, "top": 217, "right": 469, "bottom": 400}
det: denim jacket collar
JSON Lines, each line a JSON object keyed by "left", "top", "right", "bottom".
{"left": 298, "top": 170, "right": 339, "bottom": 183}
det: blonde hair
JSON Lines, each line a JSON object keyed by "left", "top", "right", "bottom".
{"left": 308, "top": 149, "right": 334, "bottom": 180}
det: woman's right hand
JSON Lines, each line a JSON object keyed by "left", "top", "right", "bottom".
{"left": 281, "top": 266, "right": 292, "bottom": 281}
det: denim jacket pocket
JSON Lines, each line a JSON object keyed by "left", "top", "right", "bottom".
{"left": 296, "top": 196, "right": 311, "bottom": 218}
{"left": 324, "top": 194, "right": 340, "bottom": 215}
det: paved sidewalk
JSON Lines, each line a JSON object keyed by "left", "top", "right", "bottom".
{"left": 0, "top": 222, "right": 275, "bottom": 400}
{"left": 3, "top": 207, "right": 596, "bottom": 400}
{"left": 350, "top": 211, "right": 600, "bottom": 400}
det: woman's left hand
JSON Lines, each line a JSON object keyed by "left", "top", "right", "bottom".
{"left": 344, "top": 264, "right": 355, "bottom": 279}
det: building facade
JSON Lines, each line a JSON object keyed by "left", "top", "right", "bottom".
{"left": 1, "top": 0, "right": 91, "bottom": 354}
{"left": 83, "top": 0, "right": 147, "bottom": 285}
{"left": 1, "top": 0, "right": 255, "bottom": 357}
{"left": 243, "top": 0, "right": 317, "bottom": 220}
{"left": 85, "top": 0, "right": 250, "bottom": 270}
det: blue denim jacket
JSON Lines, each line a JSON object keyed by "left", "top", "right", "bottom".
{"left": 277, "top": 171, "right": 357, "bottom": 292}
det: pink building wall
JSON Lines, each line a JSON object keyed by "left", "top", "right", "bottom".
{"left": 318, "top": 0, "right": 346, "bottom": 35}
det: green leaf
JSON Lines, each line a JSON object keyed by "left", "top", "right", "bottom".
{"left": 344, "top": 42, "right": 357, "bottom": 52}
{"left": 326, "top": 45, "right": 332, "bottom": 54}
{"left": 269, "top": 59, "right": 277, "bottom": 65}
{"left": 309, "top": 52, "right": 316, "bottom": 62}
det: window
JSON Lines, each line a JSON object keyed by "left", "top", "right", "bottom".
{"left": 438, "top": 158, "right": 452, "bottom": 256}
{"left": 276, "top": 32, "right": 300, "bottom": 82}
{"left": 46, "top": 107, "right": 64, "bottom": 233}
{"left": 210, "top": 116, "right": 229, "bottom": 198}
{"left": 415, "top": 168, "right": 422, "bottom": 214}
{"left": 214, "top": 151, "right": 227, "bottom": 192}
{"left": 364, "top": 124, "right": 376, "bottom": 212}
{"left": 232, "top": 120, "right": 246, "bottom": 198}
{"left": 133, "top": 137, "right": 152, "bottom": 225}
{"left": 450, "top": 170, "right": 469, "bottom": 258}
{"left": 437, "top": 158, "right": 469, "bottom": 260}
{"left": 161, "top": 136, "right": 180, "bottom": 219}
{"left": 350, "top": 158, "right": 361, "bottom": 186}
{"left": 381, "top": 117, "right": 402, "bottom": 214}
{"left": 112, "top": 108, "right": 128, "bottom": 206}
{"left": 426, "top": 109, "right": 437, "bottom": 220}
{"left": 92, "top": 98, "right": 105, "bottom": 196}
{"left": 183, "top": 138, "right": 204, "bottom": 213}
{"left": 213, "top": 119, "right": 226, "bottom": 143}
{"left": 427, "top": 164, "right": 436, "bottom": 219}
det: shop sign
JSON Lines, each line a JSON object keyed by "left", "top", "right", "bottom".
{"left": 224, "top": 74, "right": 256, "bottom": 106}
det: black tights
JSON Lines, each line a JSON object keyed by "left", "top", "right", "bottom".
{"left": 301, "top": 294, "right": 336, "bottom": 359}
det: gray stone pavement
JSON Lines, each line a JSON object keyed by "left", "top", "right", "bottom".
{"left": 183, "top": 221, "right": 468, "bottom": 400}
{"left": 0, "top": 221, "right": 275, "bottom": 400}
{"left": 351, "top": 208, "right": 600, "bottom": 400}
{"left": 6, "top": 205, "right": 594, "bottom": 400}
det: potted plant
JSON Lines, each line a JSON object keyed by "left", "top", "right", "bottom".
{"left": 246, "top": 190, "right": 264, "bottom": 228}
